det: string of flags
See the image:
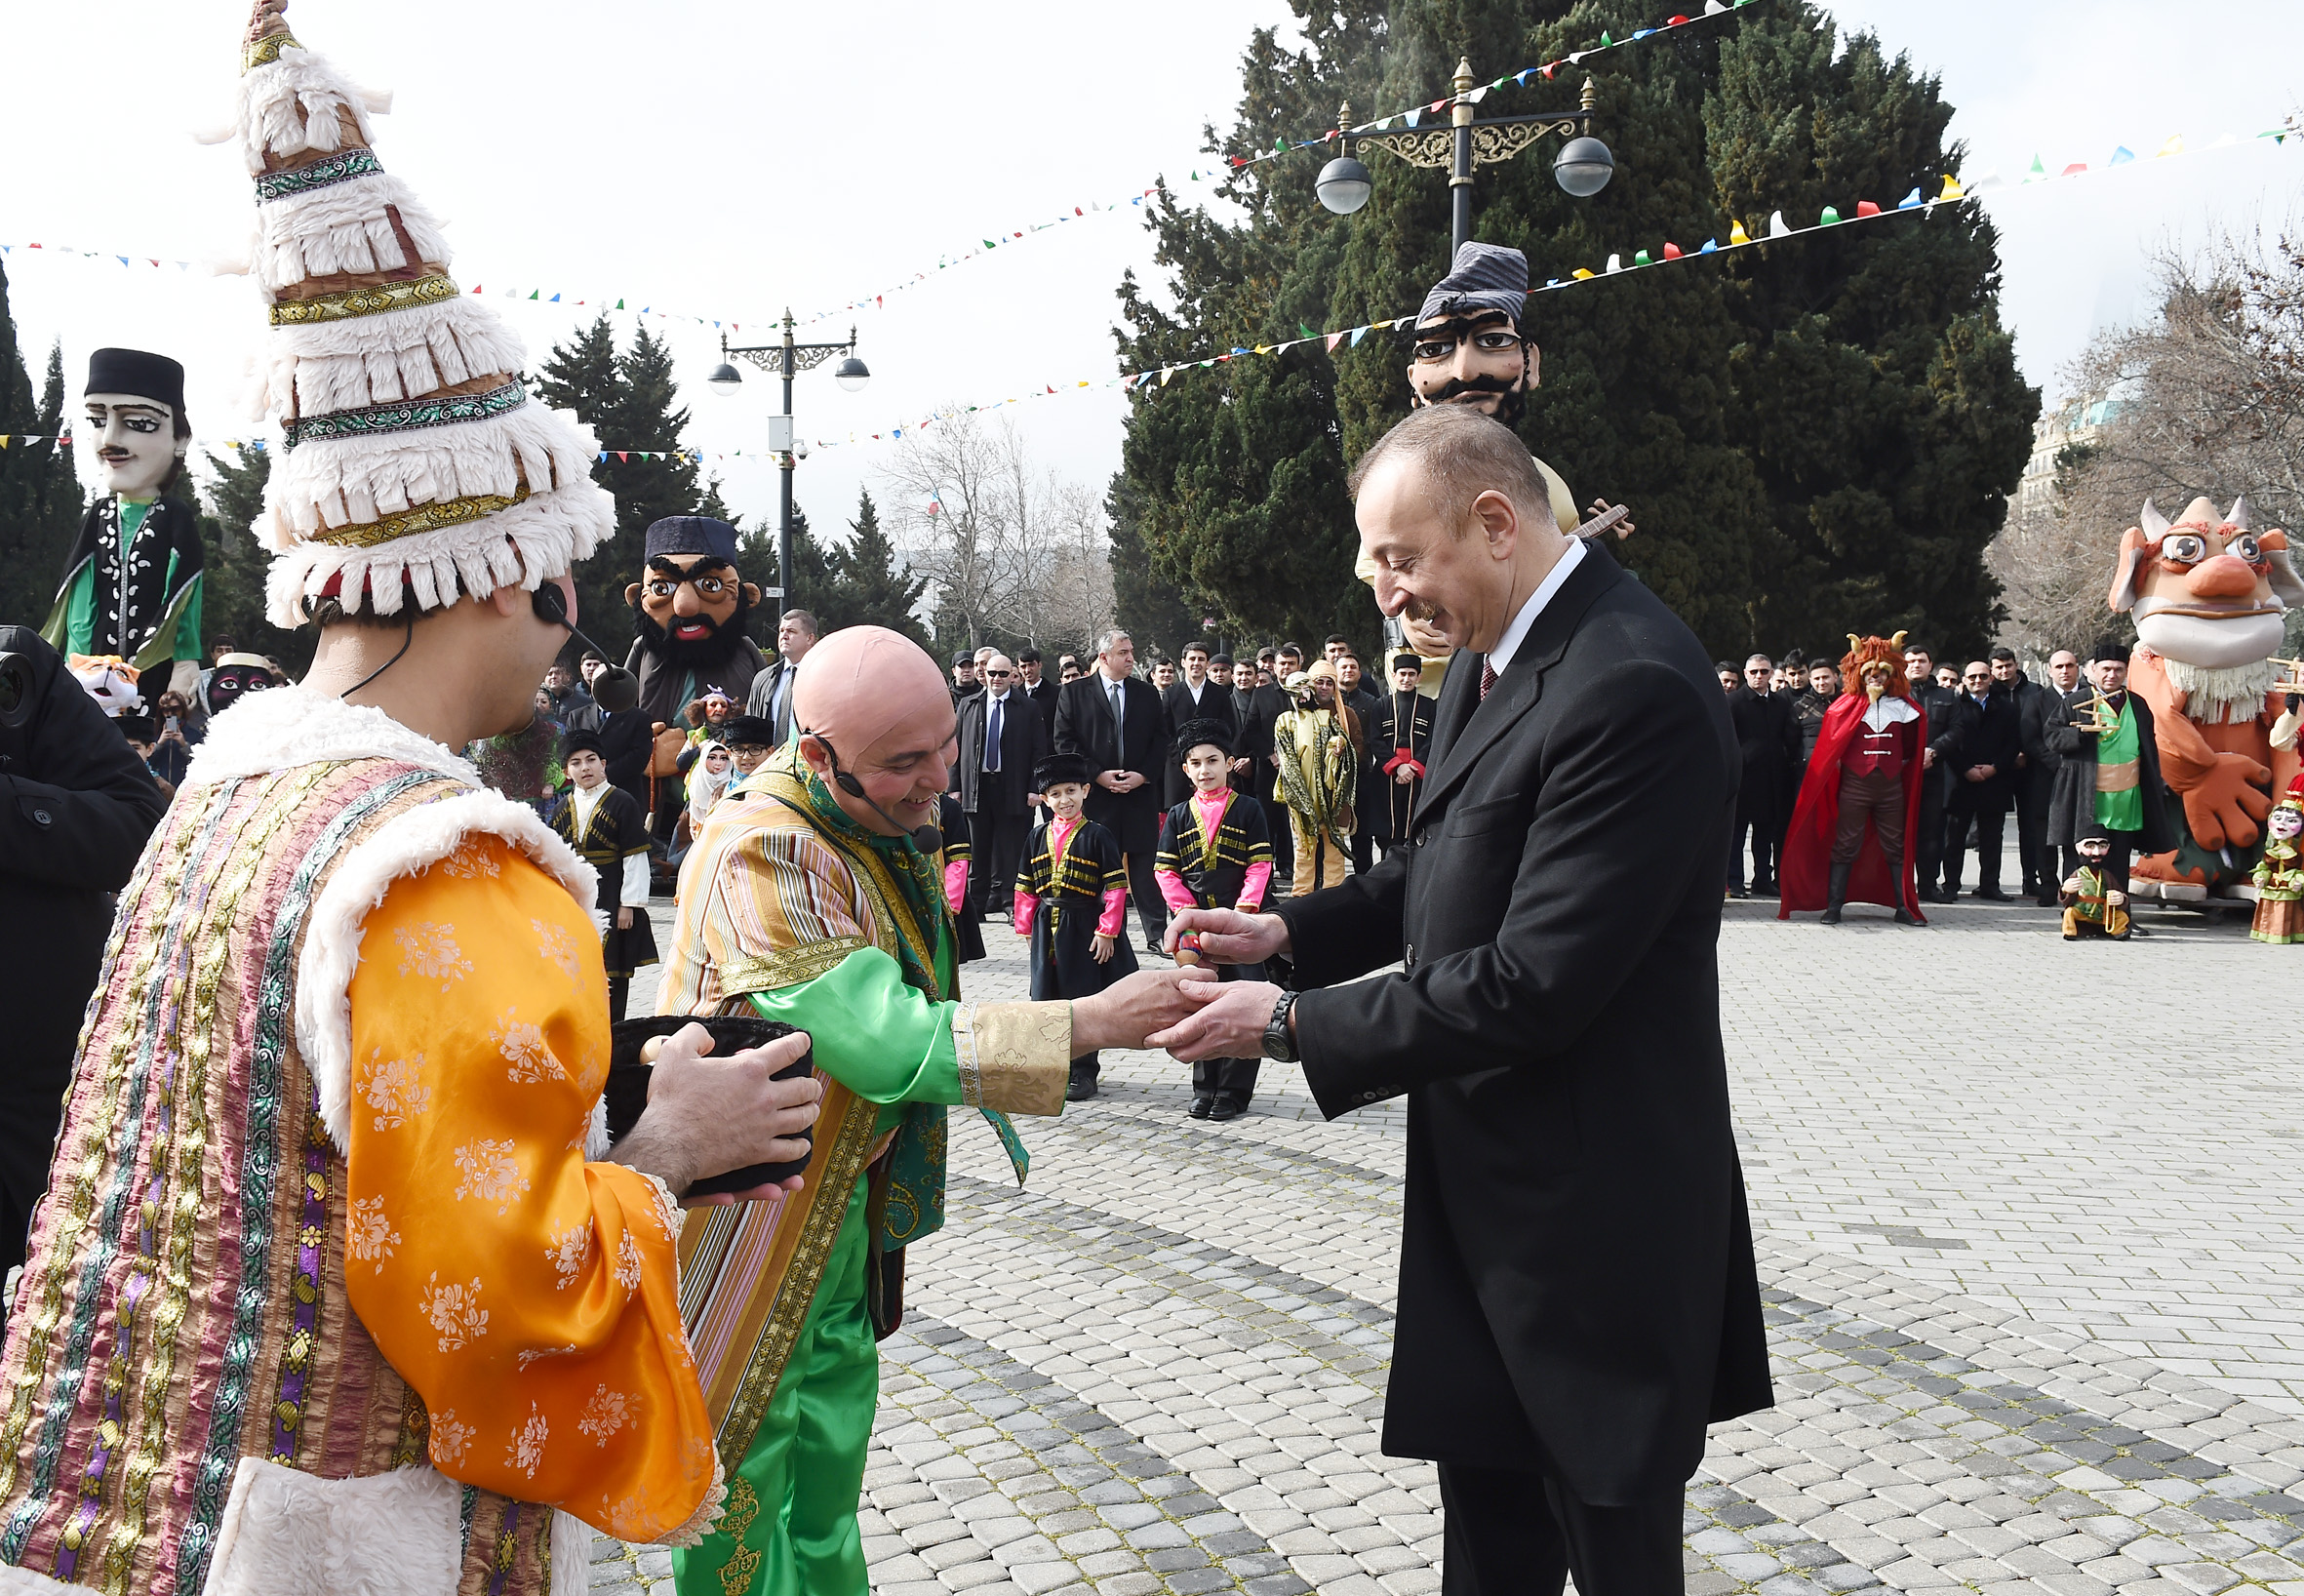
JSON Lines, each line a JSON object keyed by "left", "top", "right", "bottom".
{"left": 1230, "top": 0, "right": 1766, "bottom": 174}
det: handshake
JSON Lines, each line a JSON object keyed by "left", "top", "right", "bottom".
{"left": 1075, "top": 908, "right": 1297, "bottom": 1063}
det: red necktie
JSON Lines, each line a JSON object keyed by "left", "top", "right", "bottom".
{"left": 1480, "top": 659, "right": 1497, "bottom": 700}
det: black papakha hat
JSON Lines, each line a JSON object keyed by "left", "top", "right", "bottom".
{"left": 561, "top": 728, "right": 607, "bottom": 760}
{"left": 1033, "top": 752, "right": 1093, "bottom": 791}
{"left": 722, "top": 714, "right": 776, "bottom": 748}
{"left": 1388, "top": 650, "right": 1423, "bottom": 674}
{"left": 643, "top": 515, "right": 739, "bottom": 566}
{"left": 85, "top": 347, "right": 186, "bottom": 413}
{"left": 1170, "top": 718, "right": 1234, "bottom": 768}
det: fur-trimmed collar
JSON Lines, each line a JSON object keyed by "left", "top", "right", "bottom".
{"left": 184, "top": 685, "right": 479, "bottom": 787}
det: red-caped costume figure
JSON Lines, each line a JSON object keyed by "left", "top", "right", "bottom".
{"left": 1780, "top": 632, "right": 1927, "bottom": 925}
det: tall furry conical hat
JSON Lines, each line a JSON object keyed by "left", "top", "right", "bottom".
{"left": 230, "top": 0, "right": 612, "bottom": 624}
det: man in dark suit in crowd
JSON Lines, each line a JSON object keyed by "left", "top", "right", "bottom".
{"left": 1944, "top": 658, "right": 2022, "bottom": 898}
{"left": 955, "top": 652, "right": 1049, "bottom": 916}
{"left": 1902, "top": 643, "right": 1964, "bottom": 901}
{"left": 1251, "top": 644, "right": 1302, "bottom": 883}
{"left": 1153, "top": 406, "right": 1769, "bottom": 1596}
{"left": 1727, "top": 654, "right": 1800, "bottom": 897}
{"left": 1054, "top": 629, "right": 1172, "bottom": 950}
{"left": 1335, "top": 649, "right": 1384, "bottom": 873}
{"left": 1160, "top": 641, "right": 1237, "bottom": 806}
{"left": 741, "top": 607, "right": 819, "bottom": 747}
{"left": 2004, "top": 646, "right": 2068, "bottom": 904}
{"left": 1793, "top": 660, "right": 1839, "bottom": 768}
{"left": 1016, "top": 647, "right": 1059, "bottom": 735}
{"left": 0, "top": 628, "right": 166, "bottom": 1273}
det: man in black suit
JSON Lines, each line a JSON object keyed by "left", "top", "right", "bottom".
{"left": 1944, "top": 658, "right": 2022, "bottom": 898}
{"left": 1016, "top": 648, "right": 1059, "bottom": 735}
{"left": 1053, "top": 629, "right": 1172, "bottom": 950}
{"left": 1902, "top": 643, "right": 1965, "bottom": 901}
{"left": 741, "top": 607, "right": 818, "bottom": 747}
{"left": 955, "top": 652, "right": 1049, "bottom": 916}
{"left": 2005, "top": 646, "right": 2069, "bottom": 904}
{"left": 1726, "top": 654, "right": 1801, "bottom": 897}
{"left": 1160, "top": 641, "right": 1237, "bottom": 805}
{"left": 1153, "top": 406, "right": 1769, "bottom": 1596}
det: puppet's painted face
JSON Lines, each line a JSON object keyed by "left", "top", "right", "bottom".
{"left": 2270, "top": 804, "right": 2304, "bottom": 843}
{"left": 627, "top": 554, "right": 754, "bottom": 667}
{"left": 1861, "top": 661, "right": 1895, "bottom": 701}
{"left": 2078, "top": 838, "right": 2113, "bottom": 861}
{"left": 83, "top": 393, "right": 181, "bottom": 498}
{"left": 1407, "top": 310, "right": 1534, "bottom": 425}
{"left": 205, "top": 660, "right": 274, "bottom": 715}
{"left": 2115, "top": 499, "right": 2302, "bottom": 669}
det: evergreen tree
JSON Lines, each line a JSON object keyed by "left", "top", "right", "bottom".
{"left": 1118, "top": 0, "right": 2034, "bottom": 661}
{"left": 1107, "top": 473, "right": 1201, "bottom": 658}
{"left": 735, "top": 502, "right": 836, "bottom": 647}
{"left": 192, "top": 447, "right": 314, "bottom": 674}
{"left": 0, "top": 266, "right": 84, "bottom": 630}
{"left": 826, "top": 490, "right": 931, "bottom": 646}
{"left": 535, "top": 315, "right": 717, "bottom": 660}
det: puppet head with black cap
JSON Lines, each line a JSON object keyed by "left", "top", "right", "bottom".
{"left": 83, "top": 347, "right": 192, "bottom": 499}
{"left": 627, "top": 515, "right": 759, "bottom": 671}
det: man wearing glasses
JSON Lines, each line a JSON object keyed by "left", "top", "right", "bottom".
{"left": 955, "top": 654, "right": 1050, "bottom": 916}
{"left": 1944, "top": 659, "right": 2021, "bottom": 899}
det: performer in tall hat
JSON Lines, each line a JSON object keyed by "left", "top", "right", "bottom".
{"left": 1154, "top": 720, "right": 1273, "bottom": 1120}
{"left": 41, "top": 348, "right": 206, "bottom": 713}
{"left": 0, "top": 7, "right": 831, "bottom": 1587}
{"left": 656, "top": 628, "right": 1203, "bottom": 1596}
{"left": 1366, "top": 650, "right": 1433, "bottom": 857}
{"left": 552, "top": 726, "right": 658, "bottom": 1019}
{"left": 1778, "top": 632, "right": 1929, "bottom": 925}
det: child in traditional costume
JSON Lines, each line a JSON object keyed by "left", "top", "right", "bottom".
{"left": 2061, "top": 825, "right": 2132, "bottom": 940}
{"left": 1154, "top": 720, "right": 1273, "bottom": 1120}
{"left": 2250, "top": 778, "right": 2304, "bottom": 943}
{"left": 1015, "top": 752, "right": 1139, "bottom": 1100}
{"left": 554, "top": 728, "right": 658, "bottom": 1018}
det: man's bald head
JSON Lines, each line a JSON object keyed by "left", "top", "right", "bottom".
{"left": 793, "top": 626, "right": 952, "bottom": 756}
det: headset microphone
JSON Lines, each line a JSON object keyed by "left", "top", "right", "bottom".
{"left": 532, "top": 581, "right": 615, "bottom": 663}
{"left": 815, "top": 734, "right": 943, "bottom": 854}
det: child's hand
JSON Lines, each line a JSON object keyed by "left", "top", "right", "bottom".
{"left": 1092, "top": 932, "right": 1115, "bottom": 964}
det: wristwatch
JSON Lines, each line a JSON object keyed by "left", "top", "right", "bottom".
{"left": 1262, "top": 991, "right": 1299, "bottom": 1063}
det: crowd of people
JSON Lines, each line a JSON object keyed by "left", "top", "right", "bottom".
{"left": 1719, "top": 637, "right": 2137, "bottom": 910}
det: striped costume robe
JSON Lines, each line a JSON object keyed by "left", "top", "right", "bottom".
{"left": 0, "top": 689, "right": 717, "bottom": 1596}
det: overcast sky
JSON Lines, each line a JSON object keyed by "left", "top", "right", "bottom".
{"left": 3, "top": 0, "right": 2298, "bottom": 550}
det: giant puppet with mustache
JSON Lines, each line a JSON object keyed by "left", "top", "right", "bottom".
{"left": 620, "top": 513, "right": 770, "bottom": 728}
{"left": 41, "top": 349, "right": 206, "bottom": 714}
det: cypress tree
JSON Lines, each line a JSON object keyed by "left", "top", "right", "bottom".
{"left": 825, "top": 490, "right": 931, "bottom": 646}
{"left": 191, "top": 446, "right": 313, "bottom": 673}
{"left": 1107, "top": 472, "right": 1201, "bottom": 658}
{"left": 0, "top": 265, "right": 84, "bottom": 631}
{"left": 1118, "top": 0, "right": 2034, "bottom": 661}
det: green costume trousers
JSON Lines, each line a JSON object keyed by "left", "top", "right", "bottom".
{"left": 671, "top": 1177, "right": 879, "bottom": 1596}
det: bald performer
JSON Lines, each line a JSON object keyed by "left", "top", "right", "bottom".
{"left": 656, "top": 625, "right": 1208, "bottom": 1596}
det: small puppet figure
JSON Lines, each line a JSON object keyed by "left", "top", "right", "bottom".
{"left": 1014, "top": 751, "right": 1139, "bottom": 1102}
{"left": 2249, "top": 778, "right": 2304, "bottom": 944}
{"left": 67, "top": 655, "right": 143, "bottom": 719}
{"left": 1154, "top": 719, "right": 1275, "bottom": 1122}
{"left": 201, "top": 651, "right": 278, "bottom": 719}
{"left": 43, "top": 349, "right": 205, "bottom": 714}
{"left": 938, "top": 791, "right": 987, "bottom": 963}
{"left": 551, "top": 728, "right": 657, "bottom": 1018}
{"left": 1272, "top": 663, "right": 1359, "bottom": 896}
{"left": 2060, "top": 824, "right": 2132, "bottom": 941}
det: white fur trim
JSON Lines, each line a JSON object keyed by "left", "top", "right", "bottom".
{"left": 205, "top": 1457, "right": 460, "bottom": 1596}
{"left": 549, "top": 1510, "right": 592, "bottom": 1596}
{"left": 586, "top": 1097, "right": 613, "bottom": 1162}
{"left": 264, "top": 298, "right": 529, "bottom": 417}
{"left": 184, "top": 686, "right": 479, "bottom": 788}
{"left": 237, "top": 48, "right": 379, "bottom": 175}
{"left": 0, "top": 1559, "right": 74, "bottom": 1592}
{"left": 266, "top": 404, "right": 595, "bottom": 543}
{"left": 262, "top": 473, "right": 614, "bottom": 625}
{"left": 255, "top": 172, "right": 450, "bottom": 290}
{"left": 298, "top": 790, "right": 595, "bottom": 1153}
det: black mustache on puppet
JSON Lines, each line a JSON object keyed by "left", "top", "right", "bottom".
{"left": 631, "top": 588, "right": 754, "bottom": 669}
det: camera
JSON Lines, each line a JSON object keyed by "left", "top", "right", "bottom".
{"left": 0, "top": 653, "right": 34, "bottom": 731}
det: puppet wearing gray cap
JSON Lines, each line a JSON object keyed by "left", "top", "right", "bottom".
{"left": 40, "top": 348, "right": 207, "bottom": 711}
{"left": 621, "top": 512, "right": 770, "bottom": 728}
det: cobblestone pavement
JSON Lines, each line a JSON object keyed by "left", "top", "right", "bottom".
{"left": 589, "top": 893, "right": 2304, "bottom": 1594}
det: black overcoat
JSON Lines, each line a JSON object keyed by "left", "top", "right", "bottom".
{"left": 0, "top": 628, "right": 164, "bottom": 1202}
{"left": 1273, "top": 554, "right": 1771, "bottom": 1503}
{"left": 954, "top": 690, "right": 1050, "bottom": 817}
{"left": 1159, "top": 680, "right": 1238, "bottom": 806}
{"left": 1945, "top": 692, "right": 2021, "bottom": 813}
{"left": 2044, "top": 687, "right": 2175, "bottom": 852}
{"left": 1053, "top": 674, "right": 1168, "bottom": 854}
{"left": 1727, "top": 686, "right": 1800, "bottom": 828}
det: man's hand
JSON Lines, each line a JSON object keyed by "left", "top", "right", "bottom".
{"left": 1096, "top": 770, "right": 1127, "bottom": 792}
{"left": 612, "top": 1024, "right": 823, "bottom": 1201}
{"left": 1230, "top": 757, "right": 1251, "bottom": 774}
{"left": 1163, "top": 906, "right": 1290, "bottom": 966}
{"left": 1924, "top": 747, "right": 1937, "bottom": 769}
{"left": 1149, "top": 978, "right": 1281, "bottom": 1062}
{"left": 1071, "top": 968, "right": 1220, "bottom": 1053}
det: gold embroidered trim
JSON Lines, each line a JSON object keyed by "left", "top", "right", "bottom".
{"left": 970, "top": 1002, "right": 1072, "bottom": 1117}
{"left": 307, "top": 484, "right": 531, "bottom": 549}
{"left": 718, "top": 933, "right": 868, "bottom": 998}
{"left": 243, "top": 29, "right": 299, "bottom": 71}
{"left": 952, "top": 1005, "right": 983, "bottom": 1108}
{"left": 266, "top": 273, "right": 459, "bottom": 327}
{"left": 715, "top": 1087, "right": 880, "bottom": 1466}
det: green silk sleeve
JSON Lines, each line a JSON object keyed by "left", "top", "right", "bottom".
{"left": 173, "top": 570, "right": 204, "bottom": 660}
{"left": 745, "top": 945, "right": 962, "bottom": 1106}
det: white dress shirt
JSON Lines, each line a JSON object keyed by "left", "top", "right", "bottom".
{"left": 1484, "top": 536, "right": 1587, "bottom": 679}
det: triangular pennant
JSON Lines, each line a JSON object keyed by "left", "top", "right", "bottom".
{"left": 1662, "top": 241, "right": 1683, "bottom": 259}
{"left": 2106, "top": 146, "right": 2135, "bottom": 166}
{"left": 1728, "top": 219, "right": 1751, "bottom": 245}
{"left": 1326, "top": 332, "right": 1345, "bottom": 352}
{"left": 1854, "top": 200, "right": 1881, "bottom": 217}
{"left": 1297, "top": 322, "right": 1317, "bottom": 339}
{"left": 1767, "top": 210, "right": 1791, "bottom": 237}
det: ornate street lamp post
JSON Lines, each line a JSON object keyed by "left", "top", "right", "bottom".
{"left": 705, "top": 311, "right": 871, "bottom": 624}
{"left": 1314, "top": 59, "right": 1614, "bottom": 254}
